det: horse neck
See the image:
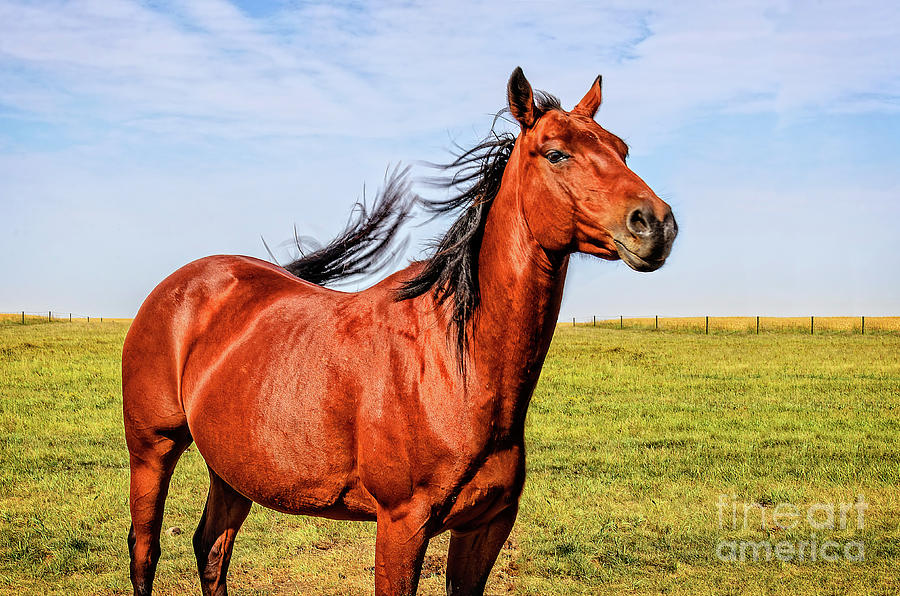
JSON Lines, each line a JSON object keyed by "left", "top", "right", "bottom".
{"left": 469, "top": 157, "right": 569, "bottom": 439}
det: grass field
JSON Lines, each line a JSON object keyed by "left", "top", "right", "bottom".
{"left": 1, "top": 320, "right": 898, "bottom": 595}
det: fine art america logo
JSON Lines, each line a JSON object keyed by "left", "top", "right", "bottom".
{"left": 716, "top": 494, "right": 867, "bottom": 563}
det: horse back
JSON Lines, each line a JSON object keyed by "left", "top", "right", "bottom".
{"left": 122, "top": 255, "right": 329, "bottom": 451}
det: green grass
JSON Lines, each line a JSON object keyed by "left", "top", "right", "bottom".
{"left": 1, "top": 322, "right": 898, "bottom": 594}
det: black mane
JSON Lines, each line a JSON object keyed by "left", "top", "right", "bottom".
{"left": 278, "top": 94, "right": 561, "bottom": 364}
{"left": 278, "top": 165, "right": 417, "bottom": 286}
{"left": 397, "top": 94, "right": 561, "bottom": 363}
{"left": 394, "top": 128, "right": 515, "bottom": 363}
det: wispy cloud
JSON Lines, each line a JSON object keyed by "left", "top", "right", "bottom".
{"left": 1, "top": 0, "right": 898, "bottom": 316}
{"left": 2, "top": 0, "right": 896, "bottom": 149}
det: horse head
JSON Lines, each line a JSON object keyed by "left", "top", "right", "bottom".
{"left": 505, "top": 67, "right": 677, "bottom": 271}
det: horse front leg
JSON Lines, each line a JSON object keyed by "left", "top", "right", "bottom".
{"left": 374, "top": 503, "right": 432, "bottom": 596}
{"left": 445, "top": 505, "right": 518, "bottom": 596}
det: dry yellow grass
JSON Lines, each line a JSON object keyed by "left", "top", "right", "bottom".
{"left": 576, "top": 316, "right": 900, "bottom": 333}
{"left": 5, "top": 312, "right": 899, "bottom": 333}
{"left": 0, "top": 313, "right": 132, "bottom": 324}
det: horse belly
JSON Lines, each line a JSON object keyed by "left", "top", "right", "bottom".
{"left": 185, "top": 375, "right": 376, "bottom": 520}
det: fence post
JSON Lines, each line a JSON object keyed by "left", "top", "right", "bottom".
{"left": 811, "top": 316, "right": 814, "bottom": 335}
{"left": 861, "top": 316, "right": 865, "bottom": 335}
{"left": 48, "top": 311, "right": 51, "bottom": 322}
{"left": 655, "top": 315, "right": 658, "bottom": 330}
{"left": 100, "top": 317, "right": 103, "bottom": 322}
{"left": 87, "top": 316, "right": 90, "bottom": 323}
{"left": 756, "top": 316, "right": 760, "bottom": 335}
{"left": 593, "top": 315, "right": 596, "bottom": 327}
{"left": 69, "top": 313, "right": 72, "bottom": 322}
{"left": 572, "top": 317, "right": 575, "bottom": 327}
{"left": 620, "top": 315, "right": 623, "bottom": 329}
{"left": 705, "top": 316, "right": 709, "bottom": 335}
{"left": 22, "top": 311, "right": 25, "bottom": 325}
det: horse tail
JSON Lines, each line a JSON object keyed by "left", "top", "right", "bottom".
{"left": 275, "top": 164, "right": 418, "bottom": 286}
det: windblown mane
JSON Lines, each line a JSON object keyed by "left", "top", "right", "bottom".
{"left": 394, "top": 129, "right": 515, "bottom": 362}
{"left": 397, "top": 92, "right": 561, "bottom": 362}
{"left": 279, "top": 93, "right": 561, "bottom": 363}
{"left": 278, "top": 165, "right": 417, "bottom": 286}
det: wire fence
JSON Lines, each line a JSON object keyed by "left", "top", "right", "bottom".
{"left": 564, "top": 315, "right": 900, "bottom": 335}
{"left": 4, "top": 310, "right": 899, "bottom": 335}
{"left": 0, "top": 311, "right": 119, "bottom": 325}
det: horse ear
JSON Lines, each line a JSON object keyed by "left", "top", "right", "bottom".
{"left": 507, "top": 67, "right": 536, "bottom": 129}
{"left": 572, "top": 75, "right": 602, "bottom": 118}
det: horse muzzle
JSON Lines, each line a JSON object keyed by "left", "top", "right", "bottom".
{"left": 614, "top": 204, "right": 677, "bottom": 272}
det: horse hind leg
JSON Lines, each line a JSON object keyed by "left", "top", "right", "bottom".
{"left": 193, "top": 467, "right": 252, "bottom": 596}
{"left": 126, "top": 425, "right": 192, "bottom": 596}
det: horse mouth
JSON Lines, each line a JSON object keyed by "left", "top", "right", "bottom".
{"left": 614, "top": 240, "right": 666, "bottom": 272}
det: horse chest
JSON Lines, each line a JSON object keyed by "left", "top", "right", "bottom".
{"left": 441, "top": 445, "right": 525, "bottom": 531}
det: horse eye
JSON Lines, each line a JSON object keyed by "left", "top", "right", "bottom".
{"left": 545, "top": 150, "right": 568, "bottom": 164}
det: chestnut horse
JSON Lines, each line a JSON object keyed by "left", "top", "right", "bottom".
{"left": 123, "top": 68, "right": 677, "bottom": 595}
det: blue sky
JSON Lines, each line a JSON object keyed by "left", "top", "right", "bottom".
{"left": 1, "top": 0, "right": 898, "bottom": 318}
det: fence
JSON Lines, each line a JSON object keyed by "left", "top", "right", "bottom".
{"left": 565, "top": 316, "right": 900, "bottom": 335}
{"left": 4, "top": 311, "right": 899, "bottom": 335}
{"left": 0, "top": 311, "right": 113, "bottom": 325}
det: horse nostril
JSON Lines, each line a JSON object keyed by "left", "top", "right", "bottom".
{"left": 664, "top": 211, "right": 678, "bottom": 242}
{"left": 627, "top": 208, "right": 651, "bottom": 237}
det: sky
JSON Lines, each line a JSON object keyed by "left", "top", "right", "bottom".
{"left": 1, "top": 0, "right": 898, "bottom": 319}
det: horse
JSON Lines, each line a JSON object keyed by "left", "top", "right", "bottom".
{"left": 123, "top": 67, "right": 677, "bottom": 596}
